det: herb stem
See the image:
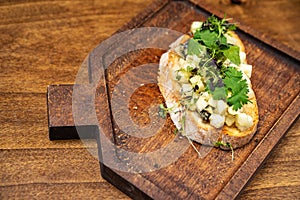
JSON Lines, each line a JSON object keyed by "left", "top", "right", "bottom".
{"left": 230, "top": 144, "right": 234, "bottom": 161}
{"left": 202, "top": 57, "right": 213, "bottom": 68}
{"left": 186, "top": 136, "right": 201, "bottom": 157}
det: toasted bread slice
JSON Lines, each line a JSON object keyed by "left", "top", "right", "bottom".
{"left": 158, "top": 32, "right": 258, "bottom": 149}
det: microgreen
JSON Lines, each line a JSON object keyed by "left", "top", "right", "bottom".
{"left": 158, "top": 104, "right": 174, "bottom": 119}
{"left": 193, "top": 15, "right": 239, "bottom": 67}
{"left": 173, "top": 128, "right": 179, "bottom": 135}
{"left": 215, "top": 141, "right": 235, "bottom": 161}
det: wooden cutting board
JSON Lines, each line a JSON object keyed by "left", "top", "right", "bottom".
{"left": 47, "top": 0, "right": 300, "bottom": 199}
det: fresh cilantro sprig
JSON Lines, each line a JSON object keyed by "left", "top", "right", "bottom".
{"left": 222, "top": 67, "right": 251, "bottom": 110}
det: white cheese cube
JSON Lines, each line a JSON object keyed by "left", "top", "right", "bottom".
{"left": 179, "top": 58, "right": 186, "bottom": 66}
{"left": 229, "top": 63, "right": 238, "bottom": 68}
{"left": 209, "top": 113, "right": 225, "bottom": 128}
{"left": 189, "top": 75, "right": 201, "bottom": 86}
{"left": 242, "top": 72, "right": 251, "bottom": 85}
{"left": 205, "top": 106, "right": 213, "bottom": 114}
{"left": 181, "top": 83, "right": 193, "bottom": 97}
{"left": 235, "top": 113, "right": 253, "bottom": 131}
{"left": 208, "top": 96, "right": 217, "bottom": 108}
{"left": 225, "top": 34, "right": 237, "bottom": 45}
{"left": 240, "top": 63, "right": 252, "bottom": 78}
{"left": 223, "top": 59, "right": 231, "bottom": 67}
{"left": 190, "top": 75, "right": 205, "bottom": 92}
{"left": 216, "top": 100, "right": 227, "bottom": 115}
{"left": 196, "top": 97, "right": 208, "bottom": 112}
{"left": 225, "top": 114, "right": 235, "bottom": 126}
{"left": 200, "top": 92, "right": 210, "bottom": 101}
{"left": 239, "top": 51, "right": 247, "bottom": 64}
{"left": 190, "top": 21, "right": 203, "bottom": 34}
{"left": 192, "top": 92, "right": 200, "bottom": 100}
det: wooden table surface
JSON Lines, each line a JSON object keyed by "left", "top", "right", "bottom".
{"left": 0, "top": 0, "right": 299, "bottom": 199}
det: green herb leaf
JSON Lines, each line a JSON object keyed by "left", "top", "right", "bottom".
{"left": 228, "top": 24, "right": 237, "bottom": 31}
{"left": 219, "top": 35, "right": 228, "bottom": 46}
{"left": 222, "top": 45, "right": 241, "bottom": 65}
{"left": 227, "top": 88, "right": 250, "bottom": 110}
{"left": 180, "top": 113, "right": 186, "bottom": 132}
{"left": 206, "top": 79, "right": 226, "bottom": 100}
{"left": 212, "top": 86, "right": 227, "bottom": 100}
{"left": 223, "top": 67, "right": 251, "bottom": 110}
{"left": 187, "top": 38, "right": 205, "bottom": 56}
{"left": 196, "top": 29, "right": 218, "bottom": 48}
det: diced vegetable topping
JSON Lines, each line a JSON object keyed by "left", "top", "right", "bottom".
{"left": 163, "top": 15, "right": 253, "bottom": 132}
{"left": 160, "top": 16, "right": 253, "bottom": 131}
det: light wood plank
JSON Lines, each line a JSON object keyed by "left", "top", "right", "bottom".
{"left": 0, "top": 148, "right": 101, "bottom": 186}
{"left": 0, "top": 0, "right": 153, "bottom": 93}
{"left": 0, "top": 182, "right": 129, "bottom": 200}
{"left": 0, "top": 93, "right": 97, "bottom": 149}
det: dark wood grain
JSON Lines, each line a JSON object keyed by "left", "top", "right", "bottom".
{"left": 0, "top": 0, "right": 299, "bottom": 199}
